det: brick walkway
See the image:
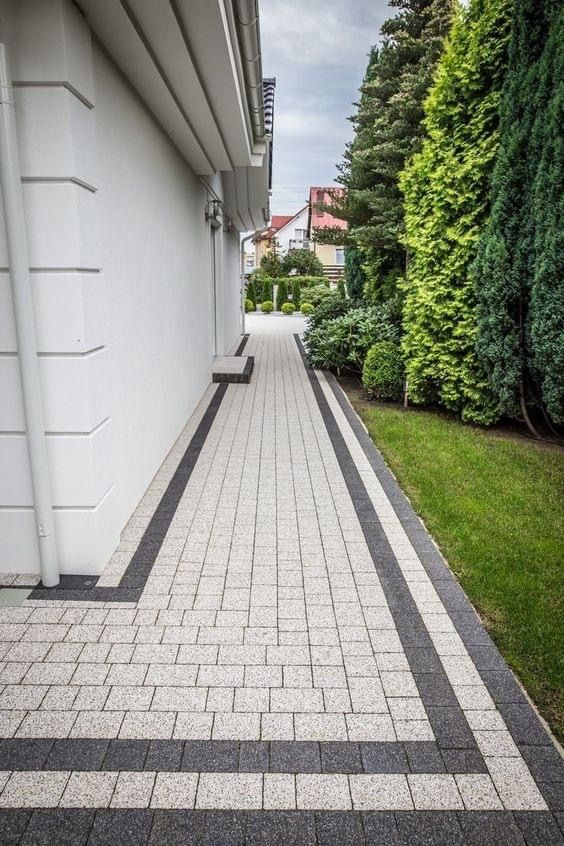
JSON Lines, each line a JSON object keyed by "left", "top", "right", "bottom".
{"left": 0, "top": 325, "right": 562, "bottom": 844}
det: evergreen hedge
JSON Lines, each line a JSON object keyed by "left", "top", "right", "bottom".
{"left": 400, "top": 0, "right": 513, "bottom": 424}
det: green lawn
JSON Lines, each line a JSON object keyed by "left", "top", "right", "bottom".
{"left": 345, "top": 386, "right": 564, "bottom": 742}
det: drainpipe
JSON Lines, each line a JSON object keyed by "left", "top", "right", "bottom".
{"left": 0, "top": 44, "right": 59, "bottom": 587}
{"left": 233, "top": 0, "right": 265, "bottom": 142}
{"left": 240, "top": 232, "right": 255, "bottom": 335}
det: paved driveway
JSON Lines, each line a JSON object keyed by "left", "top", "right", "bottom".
{"left": 0, "top": 324, "right": 562, "bottom": 844}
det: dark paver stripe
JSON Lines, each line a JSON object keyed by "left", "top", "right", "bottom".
{"left": 28, "top": 337, "right": 250, "bottom": 602}
{"left": 321, "top": 366, "right": 564, "bottom": 806}
{"left": 293, "top": 335, "right": 479, "bottom": 757}
{"left": 0, "top": 738, "right": 485, "bottom": 775}
{"left": 0, "top": 808, "right": 561, "bottom": 845}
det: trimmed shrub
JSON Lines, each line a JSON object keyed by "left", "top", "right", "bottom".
{"left": 281, "top": 302, "right": 295, "bottom": 315}
{"left": 261, "top": 300, "right": 274, "bottom": 314}
{"left": 337, "top": 278, "right": 346, "bottom": 298}
{"left": 300, "top": 303, "right": 314, "bottom": 316}
{"left": 275, "top": 278, "right": 288, "bottom": 311}
{"left": 304, "top": 304, "right": 400, "bottom": 372}
{"left": 292, "top": 279, "right": 301, "bottom": 309}
{"left": 244, "top": 298, "right": 255, "bottom": 313}
{"left": 246, "top": 280, "right": 257, "bottom": 309}
{"left": 258, "top": 276, "right": 273, "bottom": 303}
{"left": 362, "top": 341, "right": 404, "bottom": 400}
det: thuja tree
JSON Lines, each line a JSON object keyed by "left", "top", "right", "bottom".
{"left": 344, "top": 246, "right": 366, "bottom": 300}
{"left": 400, "top": 0, "right": 513, "bottom": 423}
{"left": 325, "top": 0, "right": 454, "bottom": 301}
{"left": 474, "top": 0, "right": 563, "bottom": 428}
{"left": 275, "top": 278, "right": 288, "bottom": 311}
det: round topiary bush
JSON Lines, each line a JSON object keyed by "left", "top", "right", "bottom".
{"left": 245, "top": 298, "right": 255, "bottom": 313}
{"left": 362, "top": 341, "right": 404, "bottom": 401}
{"left": 300, "top": 302, "right": 314, "bottom": 316}
{"left": 281, "top": 302, "right": 295, "bottom": 315}
{"left": 261, "top": 300, "right": 274, "bottom": 314}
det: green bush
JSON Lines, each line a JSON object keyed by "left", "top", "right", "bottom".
{"left": 362, "top": 342, "right": 404, "bottom": 400}
{"left": 304, "top": 304, "right": 400, "bottom": 373}
{"left": 275, "top": 278, "right": 288, "bottom": 311}
{"left": 306, "top": 285, "right": 336, "bottom": 307}
{"left": 281, "top": 302, "right": 295, "bottom": 315}
{"left": 281, "top": 249, "right": 324, "bottom": 277}
{"left": 300, "top": 303, "right": 314, "bottom": 316}
{"left": 246, "top": 280, "right": 257, "bottom": 309}
{"left": 260, "top": 251, "right": 282, "bottom": 276}
{"left": 261, "top": 300, "right": 274, "bottom": 314}
{"left": 290, "top": 275, "right": 327, "bottom": 289}
{"left": 306, "top": 293, "right": 349, "bottom": 329}
{"left": 244, "top": 298, "right": 255, "bottom": 313}
{"left": 292, "top": 279, "right": 301, "bottom": 309}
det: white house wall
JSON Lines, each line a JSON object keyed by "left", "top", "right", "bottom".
{"left": 0, "top": 0, "right": 243, "bottom": 576}
{"left": 275, "top": 206, "right": 309, "bottom": 254}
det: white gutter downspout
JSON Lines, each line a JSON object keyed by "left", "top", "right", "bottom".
{"left": 240, "top": 232, "right": 254, "bottom": 336}
{"left": 0, "top": 44, "right": 59, "bottom": 587}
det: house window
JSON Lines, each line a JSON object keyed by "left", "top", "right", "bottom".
{"left": 335, "top": 248, "right": 345, "bottom": 265}
{"left": 294, "top": 229, "right": 307, "bottom": 240}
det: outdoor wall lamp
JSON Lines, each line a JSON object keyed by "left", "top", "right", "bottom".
{"left": 205, "top": 200, "right": 222, "bottom": 229}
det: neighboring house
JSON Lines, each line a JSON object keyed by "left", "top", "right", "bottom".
{"left": 308, "top": 186, "right": 347, "bottom": 283}
{"left": 252, "top": 187, "right": 347, "bottom": 281}
{"left": 0, "top": 0, "right": 273, "bottom": 578}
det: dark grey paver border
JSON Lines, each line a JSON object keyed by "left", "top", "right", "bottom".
{"left": 319, "top": 365, "right": 564, "bottom": 810}
{"left": 0, "top": 738, "right": 484, "bottom": 775}
{"left": 293, "top": 336, "right": 483, "bottom": 763}
{"left": 24, "top": 336, "right": 251, "bottom": 603}
{"left": 0, "top": 807, "right": 562, "bottom": 845}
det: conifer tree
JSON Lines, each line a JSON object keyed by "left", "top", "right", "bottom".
{"left": 276, "top": 278, "right": 288, "bottom": 311}
{"left": 292, "top": 279, "right": 301, "bottom": 309}
{"left": 400, "top": 0, "right": 513, "bottom": 423}
{"left": 474, "top": 0, "right": 563, "bottom": 427}
{"left": 325, "top": 0, "right": 454, "bottom": 301}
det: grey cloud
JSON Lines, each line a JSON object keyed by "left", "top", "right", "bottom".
{"left": 260, "top": 0, "right": 390, "bottom": 213}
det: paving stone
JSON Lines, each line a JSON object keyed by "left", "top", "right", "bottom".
{"left": 182, "top": 740, "right": 239, "bottom": 772}
{"left": 196, "top": 773, "right": 262, "bottom": 809}
{"left": 408, "top": 774, "right": 464, "bottom": 810}
{"left": 150, "top": 772, "right": 198, "bottom": 808}
{"left": 103, "top": 739, "right": 149, "bottom": 771}
{"left": 270, "top": 741, "right": 321, "bottom": 773}
{"left": 396, "top": 810, "right": 465, "bottom": 845}
{"left": 47, "top": 739, "right": 109, "bottom": 771}
{"left": 296, "top": 774, "right": 351, "bottom": 810}
{"left": 90, "top": 808, "right": 153, "bottom": 845}
{"left": 458, "top": 810, "right": 526, "bottom": 845}
{"left": 0, "top": 771, "right": 69, "bottom": 807}
{"left": 60, "top": 772, "right": 118, "bottom": 808}
{"left": 110, "top": 772, "right": 156, "bottom": 808}
{"left": 21, "top": 808, "right": 95, "bottom": 845}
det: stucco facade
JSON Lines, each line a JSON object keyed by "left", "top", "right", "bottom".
{"left": 0, "top": 0, "right": 271, "bottom": 578}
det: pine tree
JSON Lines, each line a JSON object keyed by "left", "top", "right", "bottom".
{"left": 326, "top": 1, "right": 454, "bottom": 302}
{"left": 276, "top": 278, "right": 288, "bottom": 311}
{"left": 474, "top": 0, "right": 563, "bottom": 427}
{"left": 400, "top": 0, "right": 513, "bottom": 424}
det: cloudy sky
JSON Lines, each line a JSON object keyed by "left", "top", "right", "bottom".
{"left": 259, "top": 0, "right": 389, "bottom": 215}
